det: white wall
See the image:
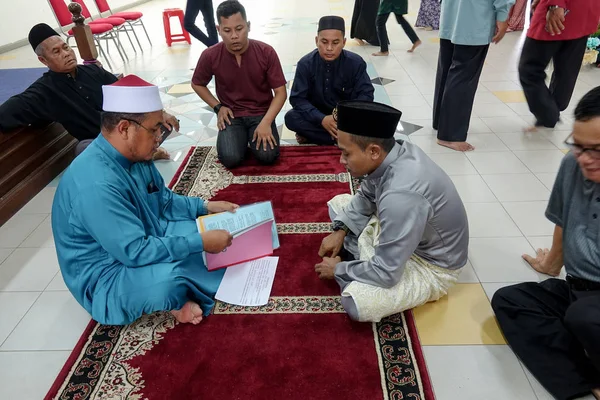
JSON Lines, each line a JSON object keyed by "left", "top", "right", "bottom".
{"left": 0, "top": 0, "right": 145, "bottom": 48}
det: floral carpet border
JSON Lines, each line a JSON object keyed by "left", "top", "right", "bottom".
{"left": 214, "top": 296, "right": 344, "bottom": 314}
{"left": 46, "top": 301, "right": 433, "bottom": 400}
{"left": 45, "top": 146, "right": 433, "bottom": 400}
{"left": 168, "top": 146, "right": 359, "bottom": 199}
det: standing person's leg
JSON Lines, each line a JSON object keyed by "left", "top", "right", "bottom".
{"left": 373, "top": 13, "right": 391, "bottom": 56}
{"left": 550, "top": 36, "right": 589, "bottom": 113}
{"left": 437, "top": 43, "right": 489, "bottom": 151}
{"left": 199, "top": 0, "right": 219, "bottom": 46}
{"left": 433, "top": 39, "right": 454, "bottom": 130}
{"left": 492, "top": 280, "right": 600, "bottom": 400}
{"left": 395, "top": 13, "right": 422, "bottom": 52}
{"left": 216, "top": 118, "right": 250, "bottom": 169}
{"left": 183, "top": 0, "right": 213, "bottom": 47}
{"left": 246, "top": 116, "right": 280, "bottom": 165}
{"left": 518, "top": 37, "right": 560, "bottom": 129}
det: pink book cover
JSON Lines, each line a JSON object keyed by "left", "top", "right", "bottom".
{"left": 204, "top": 220, "right": 274, "bottom": 271}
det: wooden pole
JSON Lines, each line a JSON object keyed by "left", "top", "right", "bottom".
{"left": 67, "top": 2, "right": 99, "bottom": 65}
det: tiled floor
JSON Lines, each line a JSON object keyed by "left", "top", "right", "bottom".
{"left": 1, "top": 0, "right": 599, "bottom": 399}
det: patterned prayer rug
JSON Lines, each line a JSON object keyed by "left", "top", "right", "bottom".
{"left": 45, "top": 145, "right": 435, "bottom": 400}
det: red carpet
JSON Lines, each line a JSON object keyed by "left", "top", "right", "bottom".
{"left": 45, "top": 146, "right": 434, "bottom": 400}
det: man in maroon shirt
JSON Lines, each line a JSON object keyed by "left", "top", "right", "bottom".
{"left": 519, "top": 0, "right": 600, "bottom": 131}
{"left": 191, "top": 0, "right": 287, "bottom": 169}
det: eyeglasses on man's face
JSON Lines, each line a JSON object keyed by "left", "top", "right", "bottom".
{"left": 563, "top": 134, "right": 600, "bottom": 160}
{"left": 122, "top": 118, "right": 164, "bottom": 139}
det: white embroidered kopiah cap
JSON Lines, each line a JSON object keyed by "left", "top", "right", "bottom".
{"left": 102, "top": 75, "right": 163, "bottom": 113}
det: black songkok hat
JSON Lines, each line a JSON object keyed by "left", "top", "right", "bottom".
{"left": 334, "top": 101, "right": 402, "bottom": 139}
{"left": 318, "top": 16, "right": 345, "bottom": 34}
{"left": 28, "top": 23, "right": 59, "bottom": 51}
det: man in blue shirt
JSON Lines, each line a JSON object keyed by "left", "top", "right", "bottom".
{"left": 51, "top": 75, "right": 238, "bottom": 326}
{"left": 433, "top": 0, "right": 514, "bottom": 152}
{"left": 285, "top": 16, "right": 374, "bottom": 145}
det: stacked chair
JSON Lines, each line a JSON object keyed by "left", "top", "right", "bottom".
{"left": 91, "top": 0, "right": 152, "bottom": 49}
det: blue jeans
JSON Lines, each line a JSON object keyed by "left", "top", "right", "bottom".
{"left": 216, "top": 115, "right": 280, "bottom": 169}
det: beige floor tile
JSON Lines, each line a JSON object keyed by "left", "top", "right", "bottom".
{"left": 493, "top": 90, "right": 527, "bottom": 103}
{"left": 167, "top": 83, "right": 195, "bottom": 94}
{"left": 413, "top": 283, "right": 506, "bottom": 345}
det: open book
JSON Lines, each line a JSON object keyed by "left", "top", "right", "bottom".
{"left": 197, "top": 201, "right": 280, "bottom": 270}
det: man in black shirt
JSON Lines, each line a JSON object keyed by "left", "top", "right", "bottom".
{"left": 284, "top": 16, "right": 374, "bottom": 145}
{"left": 0, "top": 24, "right": 179, "bottom": 157}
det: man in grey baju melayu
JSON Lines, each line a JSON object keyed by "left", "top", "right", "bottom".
{"left": 315, "top": 100, "right": 469, "bottom": 322}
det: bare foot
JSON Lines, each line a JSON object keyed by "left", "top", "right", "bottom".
{"left": 408, "top": 40, "right": 422, "bottom": 53}
{"left": 152, "top": 147, "right": 170, "bottom": 161}
{"left": 523, "top": 126, "right": 538, "bottom": 133}
{"left": 354, "top": 38, "right": 366, "bottom": 46}
{"left": 372, "top": 51, "right": 389, "bottom": 57}
{"left": 437, "top": 139, "right": 475, "bottom": 152}
{"left": 295, "top": 134, "right": 309, "bottom": 144}
{"left": 591, "top": 388, "right": 600, "bottom": 399}
{"left": 170, "top": 301, "right": 204, "bottom": 325}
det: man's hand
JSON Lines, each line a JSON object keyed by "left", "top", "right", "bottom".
{"left": 315, "top": 256, "right": 341, "bottom": 280}
{"left": 163, "top": 112, "right": 180, "bottom": 132}
{"left": 152, "top": 146, "right": 170, "bottom": 161}
{"left": 546, "top": 7, "right": 566, "bottom": 36}
{"left": 522, "top": 248, "right": 562, "bottom": 277}
{"left": 201, "top": 229, "right": 233, "bottom": 253}
{"left": 492, "top": 20, "right": 509, "bottom": 44}
{"left": 252, "top": 122, "right": 277, "bottom": 151}
{"left": 321, "top": 115, "right": 338, "bottom": 139}
{"left": 318, "top": 230, "right": 346, "bottom": 258}
{"left": 217, "top": 106, "right": 235, "bottom": 130}
{"left": 207, "top": 201, "right": 239, "bottom": 214}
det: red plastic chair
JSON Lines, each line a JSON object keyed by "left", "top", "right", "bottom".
{"left": 163, "top": 8, "right": 191, "bottom": 47}
{"left": 71, "top": 0, "right": 131, "bottom": 59}
{"left": 46, "top": 0, "right": 118, "bottom": 70}
{"left": 91, "top": 0, "right": 152, "bottom": 48}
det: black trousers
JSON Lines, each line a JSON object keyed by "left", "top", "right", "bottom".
{"left": 284, "top": 110, "right": 335, "bottom": 145}
{"left": 184, "top": 0, "right": 218, "bottom": 47}
{"left": 376, "top": 13, "right": 420, "bottom": 53}
{"left": 433, "top": 39, "right": 489, "bottom": 142}
{"left": 518, "top": 36, "right": 588, "bottom": 128}
{"left": 492, "top": 279, "right": 600, "bottom": 400}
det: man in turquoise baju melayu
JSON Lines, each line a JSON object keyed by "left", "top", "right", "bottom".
{"left": 51, "top": 75, "right": 238, "bottom": 325}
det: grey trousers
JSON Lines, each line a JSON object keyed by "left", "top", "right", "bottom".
{"left": 75, "top": 139, "right": 93, "bottom": 156}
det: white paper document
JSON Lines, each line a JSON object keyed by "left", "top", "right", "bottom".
{"left": 215, "top": 257, "right": 279, "bottom": 306}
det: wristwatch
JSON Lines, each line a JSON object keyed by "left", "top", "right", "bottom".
{"left": 332, "top": 220, "right": 350, "bottom": 234}
{"left": 213, "top": 103, "right": 223, "bottom": 114}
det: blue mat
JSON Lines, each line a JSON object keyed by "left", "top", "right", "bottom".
{"left": 0, "top": 67, "right": 48, "bottom": 105}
